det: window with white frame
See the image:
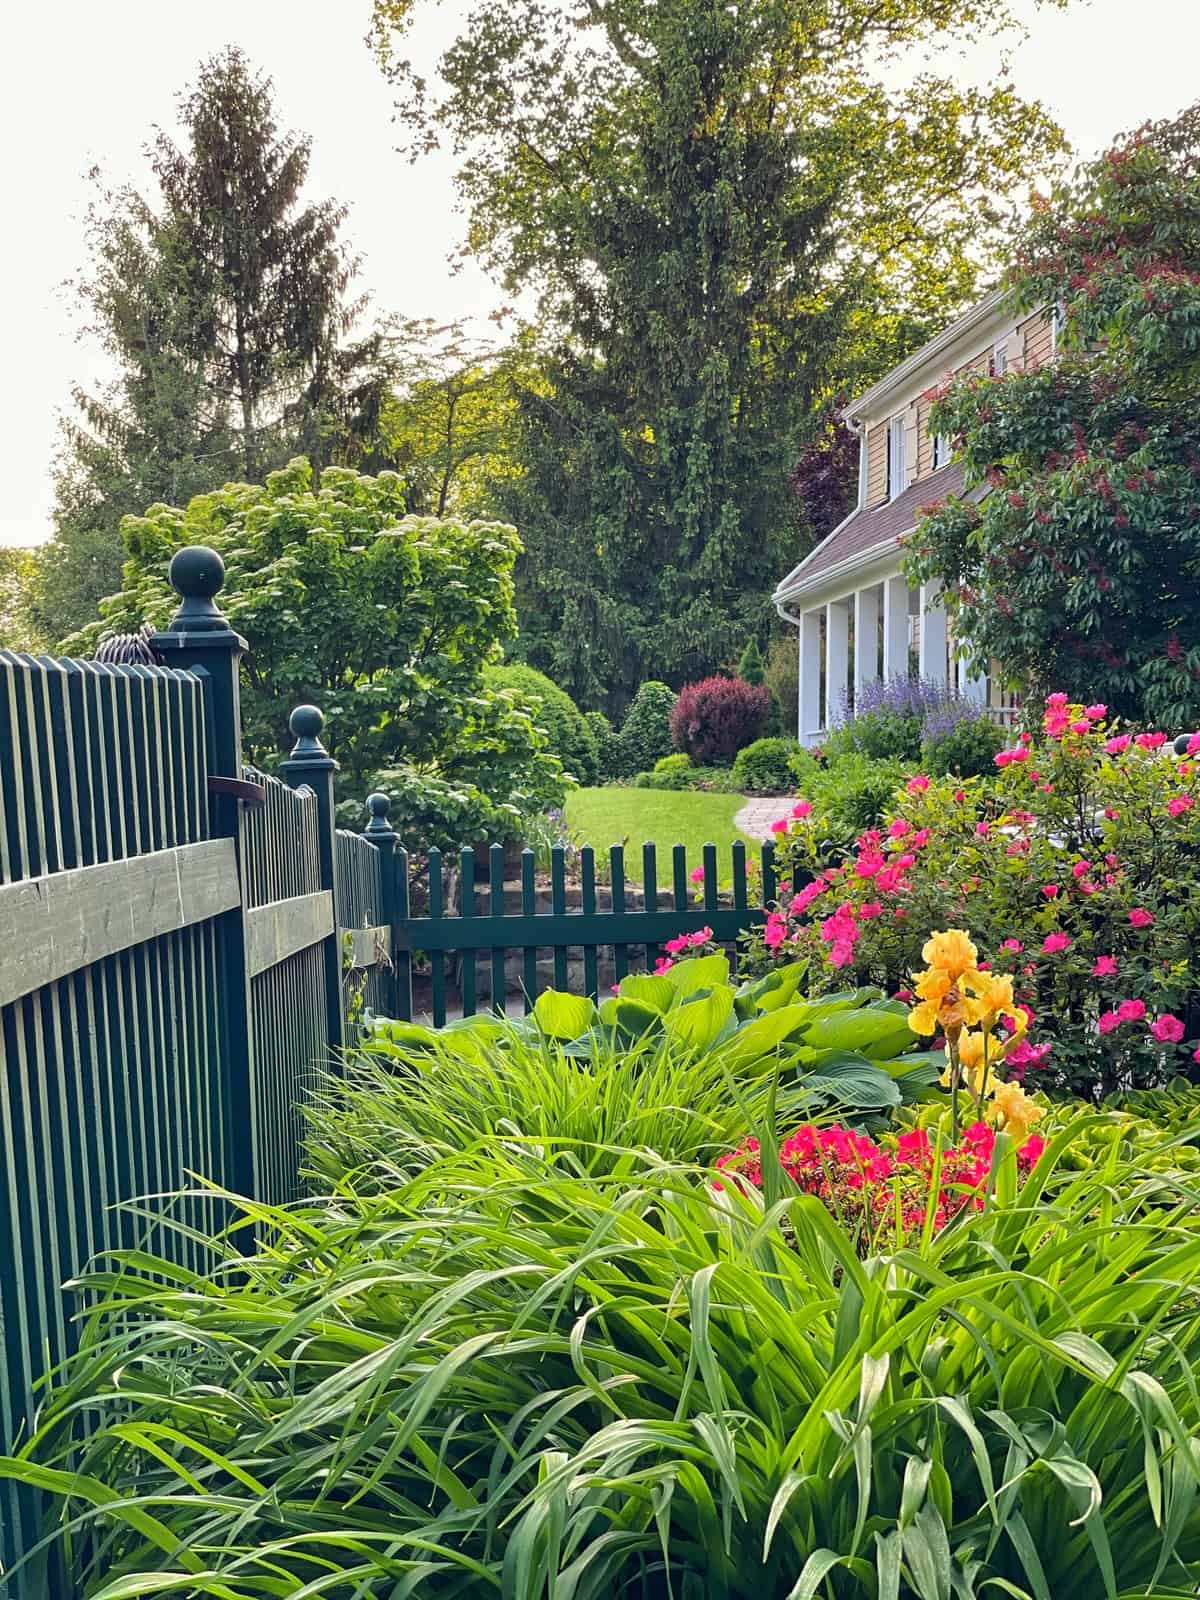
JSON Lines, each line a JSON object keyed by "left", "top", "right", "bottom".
{"left": 887, "top": 415, "right": 906, "bottom": 500}
{"left": 991, "top": 339, "right": 1009, "bottom": 377}
{"left": 932, "top": 431, "right": 951, "bottom": 470}
{"left": 1051, "top": 299, "right": 1067, "bottom": 349}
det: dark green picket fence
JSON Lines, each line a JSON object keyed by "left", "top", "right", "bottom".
{"left": 0, "top": 544, "right": 776, "bottom": 1594}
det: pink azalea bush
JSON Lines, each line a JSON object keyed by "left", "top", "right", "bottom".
{"left": 716, "top": 1120, "right": 1044, "bottom": 1254}
{"left": 751, "top": 698, "right": 1200, "bottom": 1097}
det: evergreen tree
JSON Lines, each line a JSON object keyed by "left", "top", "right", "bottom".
{"left": 737, "top": 637, "right": 766, "bottom": 686}
{"left": 372, "top": 0, "right": 1067, "bottom": 711}
{"left": 39, "top": 48, "right": 389, "bottom": 643}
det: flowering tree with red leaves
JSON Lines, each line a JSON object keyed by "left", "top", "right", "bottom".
{"left": 906, "top": 103, "right": 1200, "bottom": 726}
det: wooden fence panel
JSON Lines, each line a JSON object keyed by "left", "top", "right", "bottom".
{"left": 0, "top": 651, "right": 229, "bottom": 1596}
{"left": 240, "top": 774, "right": 330, "bottom": 1206}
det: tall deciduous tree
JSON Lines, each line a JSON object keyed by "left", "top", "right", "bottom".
{"left": 907, "top": 103, "right": 1200, "bottom": 726}
{"left": 371, "top": 0, "right": 1067, "bottom": 711}
{"left": 40, "top": 48, "right": 390, "bottom": 644}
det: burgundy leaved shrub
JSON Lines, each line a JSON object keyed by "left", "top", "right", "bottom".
{"left": 670, "top": 675, "right": 772, "bottom": 764}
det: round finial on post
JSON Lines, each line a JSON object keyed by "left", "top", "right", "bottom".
{"left": 365, "top": 791, "right": 396, "bottom": 841}
{"left": 287, "top": 703, "right": 329, "bottom": 761}
{"left": 164, "top": 545, "right": 229, "bottom": 633}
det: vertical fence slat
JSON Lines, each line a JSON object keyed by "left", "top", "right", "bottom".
{"left": 642, "top": 842, "right": 659, "bottom": 972}
{"left": 428, "top": 847, "right": 446, "bottom": 1027}
{"left": 610, "top": 844, "right": 628, "bottom": 983}
{"left": 550, "top": 845, "right": 568, "bottom": 991}
{"left": 520, "top": 849, "right": 537, "bottom": 1012}
{"left": 489, "top": 843, "right": 506, "bottom": 1015}
{"left": 459, "top": 848, "right": 476, "bottom": 1018}
{"left": 581, "top": 847, "right": 598, "bottom": 1000}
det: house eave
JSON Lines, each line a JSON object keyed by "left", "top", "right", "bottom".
{"left": 842, "top": 288, "right": 1011, "bottom": 424}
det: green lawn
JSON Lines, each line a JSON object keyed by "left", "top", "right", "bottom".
{"left": 563, "top": 786, "right": 762, "bottom": 882}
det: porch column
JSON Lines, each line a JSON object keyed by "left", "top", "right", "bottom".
{"left": 798, "top": 608, "right": 822, "bottom": 743}
{"left": 918, "top": 583, "right": 949, "bottom": 689}
{"left": 853, "top": 586, "right": 880, "bottom": 707}
{"left": 825, "top": 599, "right": 849, "bottom": 729}
{"left": 882, "top": 575, "right": 909, "bottom": 682}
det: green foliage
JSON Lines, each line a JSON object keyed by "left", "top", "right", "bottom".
{"left": 311, "top": 961, "right": 927, "bottom": 1185}
{"left": 907, "top": 102, "right": 1200, "bottom": 726}
{"left": 611, "top": 680, "right": 676, "bottom": 778}
{"left": 653, "top": 751, "right": 693, "bottom": 775}
{"left": 65, "top": 462, "right": 564, "bottom": 841}
{"left": 632, "top": 763, "right": 739, "bottom": 792}
{"left": 792, "top": 749, "right": 909, "bottom": 840}
{"left": 922, "top": 709, "right": 1007, "bottom": 776}
{"left": 763, "top": 631, "right": 799, "bottom": 736}
{"left": 737, "top": 636, "right": 765, "bottom": 684}
{"left": 40, "top": 47, "right": 390, "bottom": 646}
{"left": 0, "top": 549, "right": 46, "bottom": 652}
{"left": 11, "top": 1125, "right": 1200, "bottom": 1596}
{"left": 485, "top": 662, "right": 599, "bottom": 785}
{"left": 732, "top": 735, "right": 801, "bottom": 794}
{"left": 374, "top": 0, "right": 1068, "bottom": 705}
{"left": 583, "top": 708, "right": 618, "bottom": 779}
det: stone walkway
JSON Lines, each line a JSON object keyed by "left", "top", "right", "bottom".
{"left": 734, "top": 797, "right": 789, "bottom": 841}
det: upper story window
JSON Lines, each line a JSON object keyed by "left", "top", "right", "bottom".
{"left": 932, "top": 432, "right": 951, "bottom": 471}
{"left": 990, "top": 339, "right": 1009, "bottom": 377}
{"left": 887, "top": 415, "right": 906, "bottom": 500}
{"left": 1051, "top": 299, "right": 1067, "bottom": 349}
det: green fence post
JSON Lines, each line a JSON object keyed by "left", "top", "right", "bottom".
{"left": 364, "top": 792, "right": 399, "bottom": 1018}
{"left": 149, "top": 545, "right": 257, "bottom": 1200}
{"left": 280, "top": 706, "right": 346, "bottom": 1061}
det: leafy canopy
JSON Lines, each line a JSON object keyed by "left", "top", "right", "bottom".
{"left": 65, "top": 458, "right": 537, "bottom": 795}
{"left": 907, "top": 102, "right": 1200, "bottom": 725}
{"left": 372, "top": 0, "right": 1067, "bottom": 708}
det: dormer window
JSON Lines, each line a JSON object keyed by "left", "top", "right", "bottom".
{"left": 990, "top": 339, "right": 1009, "bottom": 377}
{"left": 1051, "top": 299, "right": 1067, "bottom": 349}
{"left": 932, "top": 432, "right": 951, "bottom": 470}
{"left": 887, "top": 415, "right": 906, "bottom": 500}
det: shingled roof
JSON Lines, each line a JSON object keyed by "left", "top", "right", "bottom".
{"left": 776, "top": 460, "right": 966, "bottom": 600}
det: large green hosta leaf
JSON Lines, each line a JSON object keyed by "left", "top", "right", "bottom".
{"left": 798, "top": 1007, "right": 917, "bottom": 1060}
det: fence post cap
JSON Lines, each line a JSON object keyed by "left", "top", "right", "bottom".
{"left": 281, "top": 702, "right": 338, "bottom": 772}
{"left": 365, "top": 791, "right": 397, "bottom": 842}
{"left": 156, "top": 545, "right": 237, "bottom": 638}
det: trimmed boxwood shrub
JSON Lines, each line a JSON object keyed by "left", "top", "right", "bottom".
{"left": 732, "top": 736, "right": 799, "bottom": 794}
{"left": 670, "top": 675, "right": 771, "bottom": 764}
{"left": 486, "top": 663, "right": 599, "bottom": 785}
{"left": 584, "top": 709, "right": 617, "bottom": 779}
{"left": 613, "top": 681, "right": 676, "bottom": 777}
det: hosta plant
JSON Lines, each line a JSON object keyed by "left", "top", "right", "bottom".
{"left": 310, "top": 954, "right": 941, "bottom": 1186}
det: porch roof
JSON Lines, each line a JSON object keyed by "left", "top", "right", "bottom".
{"left": 775, "top": 460, "right": 965, "bottom": 605}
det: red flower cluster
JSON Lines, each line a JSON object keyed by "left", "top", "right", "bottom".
{"left": 716, "top": 1121, "right": 1044, "bottom": 1246}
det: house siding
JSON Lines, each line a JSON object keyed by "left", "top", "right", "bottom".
{"left": 1022, "top": 310, "right": 1054, "bottom": 371}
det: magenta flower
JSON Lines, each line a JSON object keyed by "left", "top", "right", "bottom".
{"left": 1092, "top": 955, "right": 1118, "bottom": 977}
{"left": 1105, "top": 735, "right": 1132, "bottom": 755}
{"left": 974, "top": 821, "right": 990, "bottom": 837}
{"left": 1167, "top": 795, "right": 1194, "bottom": 817}
{"left": 1042, "top": 932, "right": 1071, "bottom": 954}
{"left": 1188, "top": 733, "right": 1200, "bottom": 756}
{"left": 1117, "top": 998, "right": 1146, "bottom": 1022}
{"left": 1136, "top": 732, "right": 1167, "bottom": 751}
{"left": 689, "top": 866, "right": 705, "bottom": 883}
{"left": 1041, "top": 884, "right": 1059, "bottom": 899}
{"left": 689, "top": 927, "right": 713, "bottom": 947}
{"left": 1150, "top": 1014, "right": 1185, "bottom": 1044}
{"left": 906, "top": 775, "right": 930, "bottom": 793}
{"left": 770, "top": 818, "right": 788, "bottom": 835}
{"left": 1128, "top": 908, "right": 1155, "bottom": 929}
{"left": 792, "top": 800, "right": 813, "bottom": 819}
{"left": 1098, "top": 1010, "right": 1121, "bottom": 1034}
{"left": 1071, "top": 860, "right": 1091, "bottom": 879}
{"left": 1001, "top": 938, "right": 1025, "bottom": 953}
{"left": 1085, "top": 704, "right": 1107, "bottom": 719}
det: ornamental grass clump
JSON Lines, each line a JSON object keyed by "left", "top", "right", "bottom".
{"left": 8, "top": 1136, "right": 1200, "bottom": 1597}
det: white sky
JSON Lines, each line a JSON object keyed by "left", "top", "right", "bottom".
{"left": 1, "top": 0, "right": 1198, "bottom": 548}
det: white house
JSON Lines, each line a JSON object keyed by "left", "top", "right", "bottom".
{"left": 774, "top": 289, "right": 1060, "bottom": 744}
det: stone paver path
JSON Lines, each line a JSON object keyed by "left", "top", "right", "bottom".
{"left": 735, "top": 797, "right": 789, "bottom": 841}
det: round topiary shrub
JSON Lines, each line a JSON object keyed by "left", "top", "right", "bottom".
{"left": 613, "top": 681, "right": 677, "bottom": 777}
{"left": 731, "top": 736, "right": 799, "bottom": 794}
{"left": 485, "top": 664, "right": 600, "bottom": 786}
{"left": 670, "top": 675, "right": 772, "bottom": 765}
